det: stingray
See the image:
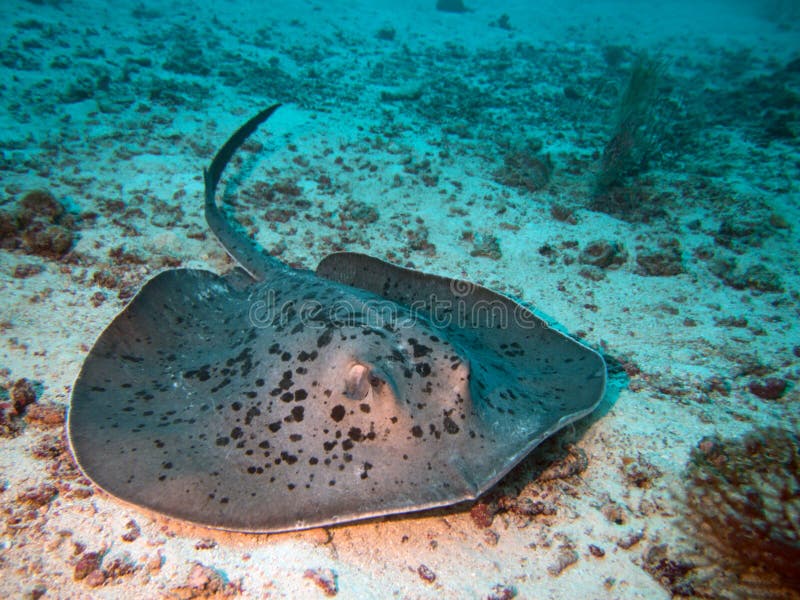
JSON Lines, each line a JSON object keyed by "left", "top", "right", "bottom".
{"left": 67, "top": 104, "right": 606, "bottom": 533}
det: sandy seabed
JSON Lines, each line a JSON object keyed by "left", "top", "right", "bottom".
{"left": 1, "top": 0, "right": 799, "bottom": 598}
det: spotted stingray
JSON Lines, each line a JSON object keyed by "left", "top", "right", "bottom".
{"left": 67, "top": 105, "right": 606, "bottom": 532}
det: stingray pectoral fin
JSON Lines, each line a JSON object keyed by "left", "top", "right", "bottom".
{"left": 316, "top": 250, "right": 607, "bottom": 444}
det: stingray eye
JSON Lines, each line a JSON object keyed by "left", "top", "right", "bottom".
{"left": 344, "top": 363, "right": 371, "bottom": 400}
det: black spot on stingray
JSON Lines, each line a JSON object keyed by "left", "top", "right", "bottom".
{"left": 309, "top": 457, "right": 319, "bottom": 465}
{"left": 268, "top": 343, "right": 281, "bottom": 354}
{"left": 183, "top": 365, "right": 209, "bottom": 380}
{"left": 215, "top": 436, "right": 230, "bottom": 446}
{"left": 360, "top": 462, "right": 373, "bottom": 480}
{"left": 121, "top": 354, "right": 144, "bottom": 363}
{"left": 415, "top": 362, "right": 432, "bottom": 377}
{"left": 258, "top": 440, "right": 270, "bottom": 449}
{"left": 295, "top": 366, "right": 308, "bottom": 375}
{"left": 281, "top": 391, "right": 294, "bottom": 402}
{"left": 231, "top": 427, "right": 243, "bottom": 439}
{"left": 220, "top": 497, "right": 229, "bottom": 504}
{"left": 443, "top": 416, "right": 460, "bottom": 434}
{"left": 281, "top": 351, "right": 292, "bottom": 361}
{"left": 348, "top": 427, "right": 363, "bottom": 442}
{"left": 268, "top": 421, "right": 281, "bottom": 433}
{"left": 289, "top": 434, "right": 302, "bottom": 442}
{"left": 291, "top": 406, "right": 304, "bottom": 422}
{"left": 230, "top": 347, "right": 255, "bottom": 378}
{"left": 298, "top": 350, "right": 315, "bottom": 362}
{"left": 154, "top": 439, "right": 165, "bottom": 448}
{"left": 316, "top": 327, "right": 333, "bottom": 348}
{"left": 411, "top": 425, "right": 423, "bottom": 438}
{"left": 280, "top": 451, "right": 298, "bottom": 465}
{"left": 255, "top": 378, "right": 265, "bottom": 387}
{"left": 245, "top": 407, "right": 261, "bottom": 425}
{"left": 279, "top": 371, "right": 294, "bottom": 390}
{"left": 323, "top": 440, "right": 337, "bottom": 452}
{"left": 162, "top": 461, "right": 173, "bottom": 469}
{"left": 359, "top": 403, "right": 370, "bottom": 413}
{"left": 231, "top": 401, "right": 242, "bottom": 411}
{"left": 287, "top": 484, "right": 296, "bottom": 491}
{"left": 211, "top": 377, "right": 232, "bottom": 393}
{"left": 342, "top": 439, "right": 354, "bottom": 451}
{"left": 409, "top": 338, "right": 433, "bottom": 358}
{"left": 245, "top": 391, "right": 257, "bottom": 399}
{"left": 294, "top": 389, "right": 308, "bottom": 401}
{"left": 330, "top": 405, "right": 346, "bottom": 422}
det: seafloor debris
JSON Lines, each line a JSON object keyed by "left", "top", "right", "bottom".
{"left": 635, "top": 237, "right": 683, "bottom": 276}
{"left": 487, "top": 583, "right": 517, "bottom": 599}
{"left": 708, "top": 256, "right": 784, "bottom": 293}
{"left": 547, "top": 542, "right": 579, "bottom": 576}
{"left": 416, "top": 563, "right": 437, "bottom": 583}
{"left": 166, "top": 562, "right": 241, "bottom": 599}
{"left": 578, "top": 239, "right": 627, "bottom": 269}
{"left": 304, "top": 568, "right": 338, "bottom": 597}
{"left": 494, "top": 140, "right": 553, "bottom": 192}
{"left": 1, "top": 377, "right": 41, "bottom": 437}
{"left": 436, "top": 0, "right": 469, "bottom": 13}
{"left": 748, "top": 377, "right": 789, "bottom": 400}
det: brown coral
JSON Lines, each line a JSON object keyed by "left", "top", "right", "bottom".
{"left": 1, "top": 190, "right": 77, "bottom": 259}
{"left": 682, "top": 427, "right": 800, "bottom": 593}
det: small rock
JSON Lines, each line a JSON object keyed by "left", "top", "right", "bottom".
{"left": 375, "top": 26, "right": 396, "bottom": 41}
{"left": 85, "top": 569, "right": 106, "bottom": 587}
{"left": 547, "top": 545, "right": 578, "bottom": 576}
{"left": 483, "top": 529, "right": 500, "bottom": 546}
{"left": 12, "top": 263, "right": 43, "bottom": 278}
{"left": 470, "top": 233, "right": 502, "bottom": 260}
{"left": 748, "top": 377, "right": 788, "bottom": 400}
{"left": 10, "top": 378, "right": 37, "bottom": 412}
{"left": 588, "top": 544, "right": 605, "bottom": 557}
{"left": 539, "top": 445, "right": 588, "bottom": 481}
{"left": 600, "top": 499, "right": 627, "bottom": 525}
{"left": 579, "top": 239, "right": 627, "bottom": 269}
{"left": 470, "top": 502, "right": 496, "bottom": 528}
{"left": 738, "top": 264, "right": 784, "bottom": 293}
{"left": 636, "top": 238, "right": 683, "bottom": 276}
{"left": 304, "top": 568, "right": 337, "bottom": 597}
{"left": 617, "top": 530, "right": 644, "bottom": 549}
{"left": 17, "top": 483, "right": 58, "bottom": 508}
{"left": 305, "top": 527, "right": 332, "bottom": 545}
{"left": 487, "top": 584, "right": 517, "bottom": 600}
{"left": 24, "top": 403, "right": 65, "bottom": 427}
{"left": 417, "top": 563, "right": 436, "bottom": 583}
{"left": 74, "top": 552, "right": 102, "bottom": 581}
{"left": 436, "top": 0, "right": 468, "bottom": 13}
{"left": 121, "top": 519, "right": 141, "bottom": 543}
{"left": 20, "top": 190, "right": 63, "bottom": 223}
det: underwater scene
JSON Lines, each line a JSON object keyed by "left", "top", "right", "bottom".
{"left": 1, "top": 0, "right": 799, "bottom": 598}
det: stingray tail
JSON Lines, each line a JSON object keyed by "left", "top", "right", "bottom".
{"left": 204, "top": 103, "right": 283, "bottom": 281}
